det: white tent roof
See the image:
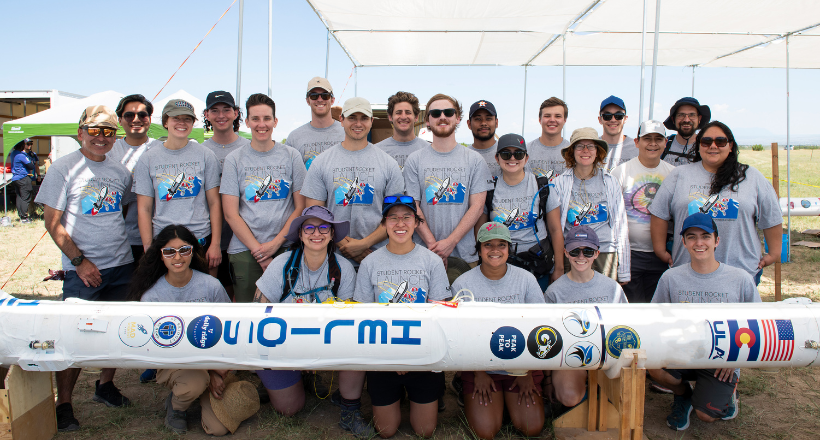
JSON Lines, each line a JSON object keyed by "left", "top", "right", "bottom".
{"left": 308, "top": 0, "right": 820, "bottom": 68}
{"left": 5, "top": 91, "right": 125, "bottom": 125}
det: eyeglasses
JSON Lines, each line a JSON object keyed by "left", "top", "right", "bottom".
{"left": 84, "top": 126, "right": 117, "bottom": 137}
{"left": 428, "top": 108, "right": 456, "bottom": 118}
{"left": 676, "top": 112, "right": 699, "bottom": 120}
{"left": 574, "top": 143, "right": 598, "bottom": 151}
{"left": 303, "top": 224, "right": 331, "bottom": 235}
{"left": 122, "top": 111, "right": 150, "bottom": 122}
{"left": 568, "top": 247, "right": 596, "bottom": 258}
{"left": 600, "top": 112, "right": 625, "bottom": 121}
{"left": 497, "top": 150, "right": 527, "bottom": 160}
{"left": 308, "top": 92, "right": 332, "bottom": 101}
{"left": 161, "top": 245, "right": 194, "bottom": 258}
{"left": 386, "top": 214, "right": 415, "bottom": 224}
{"left": 383, "top": 195, "right": 415, "bottom": 205}
{"left": 700, "top": 137, "right": 730, "bottom": 148}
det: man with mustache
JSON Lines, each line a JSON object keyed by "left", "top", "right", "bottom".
{"left": 375, "top": 91, "right": 428, "bottom": 169}
{"left": 661, "top": 97, "right": 711, "bottom": 167}
{"left": 465, "top": 99, "right": 501, "bottom": 179}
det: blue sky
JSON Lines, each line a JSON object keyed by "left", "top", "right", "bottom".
{"left": 4, "top": 0, "right": 818, "bottom": 144}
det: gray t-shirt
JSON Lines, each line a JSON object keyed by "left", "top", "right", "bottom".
{"left": 134, "top": 140, "right": 221, "bottom": 240}
{"left": 547, "top": 172, "right": 615, "bottom": 252}
{"left": 663, "top": 134, "right": 698, "bottom": 167}
{"left": 652, "top": 263, "right": 760, "bottom": 303}
{"left": 351, "top": 245, "right": 451, "bottom": 303}
{"left": 204, "top": 136, "right": 251, "bottom": 250}
{"left": 375, "top": 136, "right": 429, "bottom": 169}
{"left": 140, "top": 270, "right": 230, "bottom": 303}
{"left": 648, "top": 162, "right": 782, "bottom": 277}
{"left": 489, "top": 173, "right": 548, "bottom": 250}
{"left": 108, "top": 137, "right": 154, "bottom": 246}
{"left": 286, "top": 121, "right": 345, "bottom": 170}
{"left": 545, "top": 272, "right": 628, "bottom": 304}
{"left": 451, "top": 264, "right": 545, "bottom": 304}
{"left": 604, "top": 136, "right": 638, "bottom": 172}
{"left": 403, "top": 145, "right": 494, "bottom": 262}
{"left": 256, "top": 251, "right": 356, "bottom": 303}
{"left": 220, "top": 143, "right": 307, "bottom": 254}
{"left": 300, "top": 144, "right": 404, "bottom": 249}
{"left": 35, "top": 150, "right": 133, "bottom": 271}
{"left": 467, "top": 142, "right": 501, "bottom": 179}
{"left": 526, "top": 138, "right": 570, "bottom": 179}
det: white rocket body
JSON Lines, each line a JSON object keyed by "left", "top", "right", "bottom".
{"left": 1, "top": 292, "right": 818, "bottom": 377}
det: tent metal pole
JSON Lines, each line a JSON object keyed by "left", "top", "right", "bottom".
{"left": 648, "top": 0, "right": 661, "bottom": 119}
{"left": 786, "top": 35, "right": 791, "bottom": 262}
{"left": 267, "top": 0, "right": 272, "bottom": 97}
{"left": 236, "top": 0, "right": 244, "bottom": 105}
{"left": 522, "top": 66, "right": 528, "bottom": 136}
{"left": 354, "top": 66, "right": 358, "bottom": 97}
{"left": 325, "top": 30, "right": 330, "bottom": 78}
{"left": 639, "top": 0, "right": 647, "bottom": 120}
{"left": 691, "top": 66, "right": 695, "bottom": 96}
{"left": 562, "top": 34, "right": 567, "bottom": 102}
{"left": 2, "top": 104, "right": 8, "bottom": 217}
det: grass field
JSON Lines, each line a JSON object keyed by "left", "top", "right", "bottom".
{"left": 1, "top": 149, "right": 819, "bottom": 439}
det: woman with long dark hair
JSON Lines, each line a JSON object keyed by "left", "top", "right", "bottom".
{"left": 650, "top": 121, "right": 782, "bottom": 284}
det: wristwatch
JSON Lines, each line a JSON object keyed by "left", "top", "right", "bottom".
{"left": 71, "top": 254, "right": 85, "bottom": 266}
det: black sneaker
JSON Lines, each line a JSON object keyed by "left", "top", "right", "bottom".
{"left": 56, "top": 402, "right": 80, "bottom": 432}
{"left": 92, "top": 380, "right": 132, "bottom": 407}
{"left": 438, "top": 398, "right": 446, "bottom": 413}
{"left": 303, "top": 371, "right": 331, "bottom": 398}
{"left": 339, "top": 406, "right": 375, "bottom": 439}
{"left": 330, "top": 388, "right": 343, "bottom": 407}
{"left": 164, "top": 391, "right": 187, "bottom": 434}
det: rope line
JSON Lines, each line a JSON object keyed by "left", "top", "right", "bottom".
{"left": 2, "top": 231, "right": 48, "bottom": 289}
{"left": 336, "top": 67, "right": 356, "bottom": 102}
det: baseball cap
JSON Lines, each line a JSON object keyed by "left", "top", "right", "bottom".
{"left": 469, "top": 100, "right": 497, "bottom": 119}
{"left": 680, "top": 212, "right": 718, "bottom": 236}
{"left": 24, "top": 138, "right": 32, "bottom": 144}
{"left": 496, "top": 133, "right": 527, "bottom": 153}
{"left": 382, "top": 194, "right": 417, "bottom": 216}
{"left": 79, "top": 105, "right": 119, "bottom": 129}
{"left": 342, "top": 97, "right": 372, "bottom": 118}
{"left": 600, "top": 95, "right": 626, "bottom": 112}
{"left": 564, "top": 225, "right": 599, "bottom": 251}
{"left": 162, "top": 99, "right": 197, "bottom": 119}
{"left": 476, "top": 222, "right": 511, "bottom": 243}
{"left": 206, "top": 91, "right": 236, "bottom": 110}
{"left": 306, "top": 77, "right": 333, "bottom": 94}
{"left": 637, "top": 120, "right": 666, "bottom": 138}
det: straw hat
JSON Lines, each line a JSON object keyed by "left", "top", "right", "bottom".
{"left": 208, "top": 376, "right": 260, "bottom": 434}
{"left": 564, "top": 127, "right": 609, "bottom": 155}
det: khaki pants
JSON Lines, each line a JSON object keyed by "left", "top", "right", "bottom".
{"left": 229, "top": 250, "right": 265, "bottom": 303}
{"left": 157, "top": 369, "right": 228, "bottom": 436}
{"left": 563, "top": 251, "right": 619, "bottom": 281}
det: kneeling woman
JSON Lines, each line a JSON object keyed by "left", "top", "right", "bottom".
{"left": 348, "top": 195, "right": 450, "bottom": 438}
{"left": 451, "top": 222, "right": 545, "bottom": 440}
{"left": 128, "top": 225, "right": 253, "bottom": 436}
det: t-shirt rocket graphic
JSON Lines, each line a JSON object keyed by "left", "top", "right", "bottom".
{"left": 82, "top": 185, "right": 122, "bottom": 216}
{"left": 333, "top": 175, "right": 375, "bottom": 206}
{"left": 568, "top": 201, "right": 609, "bottom": 226}
{"left": 244, "top": 174, "right": 291, "bottom": 203}
{"left": 533, "top": 169, "right": 557, "bottom": 186}
{"left": 492, "top": 206, "right": 534, "bottom": 231}
{"left": 687, "top": 192, "right": 739, "bottom": 219}
{"left": 378, "top": 279, "right": 427, "bottom": 304}
{"left": 159, "top": 172, "right": 202, "bottom": 201}
{"left": 425, "top": 176, "right": 466, "bottom": 205}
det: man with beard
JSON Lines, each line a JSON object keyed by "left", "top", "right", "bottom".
{"left": 286, "top": 77, "right": 345, "bottom": 170}
{"left": 526, "top": 97, "right": 570, "bottom": 180}
{"left": 404, "top": 94, "right": 494, "bottom": 283}
{"left": 661, "top": 97, "right": 711, "bottom": 167}
{"left": 376, "top": 91, "right": 429, "bottom": 168}
{"left": 599, "top": 95, "right": 638, "bottom": 171}
{"left": 465, "top": 99, "right": 501, "bottom": 179}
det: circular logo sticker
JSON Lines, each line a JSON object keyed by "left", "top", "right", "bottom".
{"left": 564, "top": 341, "right": 601, "bottom": 368}
{"left": 562, "top": 308, "right": 599, "bottom": 338}
{"left": 187, "top": 315, "right": 223, "bottom": 349}
{"left": 118, "top": 315, "right": 153, "bottom": 347}
{"left": 606, "top": 325, "right": 641, "bottom": 359}
{"left": 153, "top": 316, "right": 184, "bottom": 348}
{"left": 527, "top": 325, "right": 563, "bottom": 360}
{"left": 801, "top": 199, "right": 811, "bottom": 209}
{"left": 490, "top": 326, "right": 525, "bottom": 360}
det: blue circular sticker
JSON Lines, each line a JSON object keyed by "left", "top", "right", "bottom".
{"left": 187, "top": 315, "right": 223, "bottom": 349}
{"left": 606, "top": 325, "right": 641, "bottom": 359}
{"left": 153, "top": 316, "right": 184, "bottom": 348}
{"left": 490, "top": 326, "right": 525, "bottom": 360}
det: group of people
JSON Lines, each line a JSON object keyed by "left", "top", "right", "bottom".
{"left": 34, "top": 76, "right": 783, "bottom": 438}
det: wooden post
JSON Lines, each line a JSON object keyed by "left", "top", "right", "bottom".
{"left": 772, "top": 142, "right": 782, "bottom": 301}
{"left": 587, "top": 368, "right": 598, "bottom": 431}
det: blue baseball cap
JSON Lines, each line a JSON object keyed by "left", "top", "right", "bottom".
{"left": 600, "top": 95, "right": 626, "bottom": 112}
{"left": 564, "top": 225, "right": 599, "bottom": 251}
{"left": 679, "top": 212, "right": 718, "bottom": 236}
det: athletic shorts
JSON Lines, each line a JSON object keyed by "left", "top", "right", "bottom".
{"left": 461, "top": 371, "right": 544, "bottom": 395}
{"left": 256, "top": 370, "right": 302, "bottom": 391}
{"left": 62, "top": 263, "right": 134, "bottom": 301}
{"left": 366, "top": 371, "right": 444, "bottom": 406}
{"left": 666, "top": 368, "right": 738, "bottom": 419}
{"left": 200, "top": 235, "right": 233, "bottom": 287}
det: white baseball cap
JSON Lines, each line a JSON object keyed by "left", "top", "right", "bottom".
{"left": 638, "top": 120, "right": 666, "bottom": 138}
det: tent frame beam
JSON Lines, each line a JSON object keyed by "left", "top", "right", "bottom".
{"left": 306, "top": 0, "right": 360, "bottom": 68}
{"left": 523, "top": 0, "right": 604, "bottom": 66}
{"left": 694, "top": 22, "right": 820, "bottom": 67}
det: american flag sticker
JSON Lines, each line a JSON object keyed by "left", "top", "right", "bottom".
{"left": 761, "top": 319, "right": 795, "bottom": 361}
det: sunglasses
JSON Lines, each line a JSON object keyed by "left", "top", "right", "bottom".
{"left": 161, "top": 245, "right": 194, "bottom": 258}
{"left": 498, "top": 150, "right": 527, "bottom": 160}
{"left": 122, "top": 111, "right": 150, "bottom": 122}
{"left": 303, "top": 224, "right": 331, "bottom": 235}
{"left": 568, "top": 247, "right": 596, "bottom": 258}
{"left": 428, "top": 108, "right": 456, "bottom": 118}
{"left": 84, "top": 126, "right": 117, "bottom": 137}
{"left": 601, "top": 112, "right": 625, "bottom": 121}
{"left": 308, "top": 92, "right": 332, "bottom": 101}
{"left": 700, "top": 137, "right": 730, "bottom": 148}
{"left": 383, "top": 195, "right": 415, "bottom": 205}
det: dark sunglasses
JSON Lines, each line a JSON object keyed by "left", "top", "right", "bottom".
{"left": 383, "top": 195, "right": 415, "bottom": 205}
{"left": 497, "top": 150, "right": 527, "bottom": 160}
{"left": 122, "top": 111, "right": 150, "bottom": 122}
{"left": 308, "top": 92, "right": 333, "bottom": 101}
{"left": 601, "top": 112, "right": 625, "bottom": 121}
{"left": 302, "top": 224, "right": 331, "bottom": 235}
{"left": 84, "top": 126, "right": 117, "bottom": 137}
{"left": 700, "top": 137, "right": 730, "bottom": 148}
{"left": 428, "top": 108, "right": 456, "bottom": 118}
{"left": 568, "top": 247, "right": 596, "bottom": 258}
{"left": 161, "top": 245, "right": 193, "bottom": 258}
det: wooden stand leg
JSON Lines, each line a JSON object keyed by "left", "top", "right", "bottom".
{"left": 0, "top": 365, "right": 57, "bottom": 440}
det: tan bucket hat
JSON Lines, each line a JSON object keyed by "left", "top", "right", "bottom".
{"left": 208, "top": 377, "right": 260, "bottom": 433}
{"left": 564, "top": 127, "right": 609, "bottom": 155}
